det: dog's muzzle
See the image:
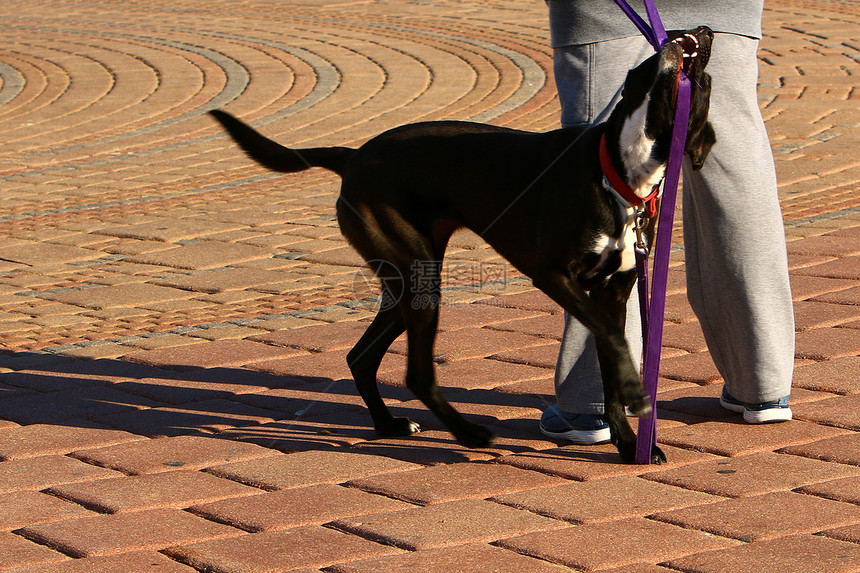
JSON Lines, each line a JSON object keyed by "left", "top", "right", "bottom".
{"left": 673, "top": 33, "right": 699, "bottom": 74}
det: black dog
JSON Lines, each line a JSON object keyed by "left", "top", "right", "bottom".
{"left": 210, "top": 27, "right": 715, "bottom": 464}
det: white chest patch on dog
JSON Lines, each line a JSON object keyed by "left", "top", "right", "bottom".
{"left": 588, "top": 204, "right": 638, "bottom": 279}
{"left": 619, "top": 95, "right": 665, "bottom": 195}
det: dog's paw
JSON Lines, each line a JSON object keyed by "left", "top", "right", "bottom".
{"left": 376, "top": 417, "right": 421, "bottom": 437}
{"left": 616, "top": 442, "right": 666, "bottom": 465}
{"left": 651, "top": 445, "right": 667, "bottom": 465}
{"left": 457, "top": 424, "right": 496, "bottom": 449}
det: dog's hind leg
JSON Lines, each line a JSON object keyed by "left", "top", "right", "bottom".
{"left": 338, "top": 200, "right": 418, "bottom": 437}
{"left": 338, "top": 199, "right": 491, "bottom": 447}
{"left": 399, "top": 276, "right": 496, "bottom": 449}
{"left": 347, "top": 298, "right": 418, "bottom": 437}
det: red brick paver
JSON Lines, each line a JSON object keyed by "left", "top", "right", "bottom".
{"left": 641, "top": 450, "right": 860, "bottom": 497}
{"left": 0, "top": 490, "right": 93, "bottom": 531}
{"left": 205, "top": 450, "right": 422, "bottom": 490}
{"left": 490, "top": 475, "right": 722, "bottom": 524}
{"left": 0, "top": 531, "right": 69, "bottom": 570}
{"left": 651, "top": 490, "right": 860, "bottom": 542}
{"left": 664, "top": 534, "right": 860, "bottom": 573}
{"left": 0, "top": 0, "right": 858, "bottom": 571}
{"left": 0, "top": 424, "right": 145, "bottom": 460}
{"left": 8, "top": 551, "right": 196, "bottom": 573}
{"left": 497, "top": 518, "right": 738, "bottom": 571}
{"left": 189, "top": 483, "right": 413, "bottom": 532}
{"left": 164, "top": 526, "right": 402, "bottom": 572}
{"left": 47, "top": 470, "right": 260, "bottom": 513}
{"left": 332, "top": 499, "right": 567, "bottom": 551}
{"left": 345, "top": 461, "right": 567, "bottom": 505}
{"left": 68, "top": 434, "right": 280, "bottom": 475}
{"left": 18, "top": 508, "right": 242, "bottom": 558}
{"left": 328, "top": 543, "right": 571, "bottom": 573}
{"left": 0, "top": 455, "right": 122, "bottom": 493}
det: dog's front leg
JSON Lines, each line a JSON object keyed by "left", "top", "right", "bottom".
{"left": 533, "top": 270, "right": 651, "bottom": 463}
{"left": 589, "top": 274, "right": 666, "bottom": 465}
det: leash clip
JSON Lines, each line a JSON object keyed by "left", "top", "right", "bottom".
{"left": 633, "top": 205, "right": 650, "bottom": 252}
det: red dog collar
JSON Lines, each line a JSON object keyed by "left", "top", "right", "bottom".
{"left": 599, "top": 134, "right": 661, "bottom": 218}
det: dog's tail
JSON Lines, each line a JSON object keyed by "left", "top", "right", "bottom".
{"left": 209, "top": 110, "right": 353, "bottom": 176}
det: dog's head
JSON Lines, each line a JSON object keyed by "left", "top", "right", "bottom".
{"left": 605, "top": 26, "right": 716, "bottom": 192}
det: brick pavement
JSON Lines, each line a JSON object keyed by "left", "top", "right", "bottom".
{"left": 0, "top": 0, "right": 858, "bottom": 571}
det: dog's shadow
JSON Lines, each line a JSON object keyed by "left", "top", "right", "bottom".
{"left": 0, "top": 350, "right": 565, "bottom": 465}
{"left": 0, "top": 350, "right": 737, "bottom": 466}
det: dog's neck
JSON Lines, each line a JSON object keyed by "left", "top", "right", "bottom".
{"left": 614, "top": 95, "right": 667, "bottom": 197}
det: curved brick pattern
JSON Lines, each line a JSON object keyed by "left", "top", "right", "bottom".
{"left": 0, "top": 1, "right": 859, "bottom": 571}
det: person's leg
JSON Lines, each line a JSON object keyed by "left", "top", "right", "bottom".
{"left": 544, "top": 37, "right": 653, "bottom": 441}
{"left": 547, "top": 32, "right": 794, "bottom": 438}
{"left": 681, "top": 33, "right": 794, "bottom": 421}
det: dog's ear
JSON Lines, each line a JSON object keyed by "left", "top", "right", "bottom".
{"left": 684, "top": 64, "right": 715, "bottom": 171}
{"left": 686, "top": 121, "right": 716, "bottom": 170}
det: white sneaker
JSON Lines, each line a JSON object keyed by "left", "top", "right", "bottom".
{"left": 719, "top": 387, "right": 792, "bottom": 424}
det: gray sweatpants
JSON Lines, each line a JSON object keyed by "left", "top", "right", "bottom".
{"left": 553, "top": 33, "right": 794, "bottom": 412}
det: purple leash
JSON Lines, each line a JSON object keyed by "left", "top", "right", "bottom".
{"left": 613, "top": 0, "right": 666, "bottom": 49}
{"left": 634, "top": 81, "right": 690, "bottom": 464}
{"left": 612, "top": 0, "right": 692, "bottom": 464}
